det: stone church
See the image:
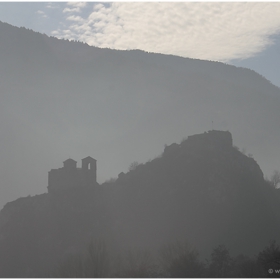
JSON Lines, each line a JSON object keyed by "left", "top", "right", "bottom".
{"left": 47, "top": 156, "right": 97, "bottom": 193}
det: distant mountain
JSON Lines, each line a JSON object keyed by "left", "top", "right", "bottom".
{"left": 1, "top": 21, "right": 280, "bottom": 210}
{"left": 0, "top": 130, "right": 280, "bottom": 277}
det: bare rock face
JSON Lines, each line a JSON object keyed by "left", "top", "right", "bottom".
{"left": 185, "top": 130, "right": 233, "bottom": 149}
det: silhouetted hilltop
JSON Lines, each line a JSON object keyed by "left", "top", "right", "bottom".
{"left": 1, "top": 20, "right": 280, "bottom": 212}
{"left": 0, "top": 130, "right": 280, "bottom": 277}
{"left": 107, "top": 131, "right": 273, "bottom": 255}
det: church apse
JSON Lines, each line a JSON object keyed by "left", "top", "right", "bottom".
{"left": 47, "top": 157, "right": 97, "bottom": 193}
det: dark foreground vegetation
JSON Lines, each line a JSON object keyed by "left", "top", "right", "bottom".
{"left": 51, "top": 239, "right": 280, "bottom": 278}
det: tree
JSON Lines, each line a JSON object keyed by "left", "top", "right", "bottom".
{"left": 84, "top": 240, "right": 110, "bottom": 277}
{"left": 51, "top": 240, "right": 111, "bottom": 277}
{"left": 116, "top": 249, "right": 158, "bottom": 277}
{"left": 231, "top": 254, "right": 260, "bottom": 277}
{"left": 270, "top": 170, "right": 280, "bottom": 188}
{"left": 129, "top": 161, "right": 139, "bottom": 171}
{"left": 159, "top": 240, "right": 205, "bottom": 277}
{"left": 208, "top": 245, "right": 232, "bottom": 277}
{"left": 257, "top": 240, "right": 280, "bottom": 277}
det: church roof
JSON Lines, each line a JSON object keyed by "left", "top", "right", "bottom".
{"left": 82, "top": 156, "right": 96, "bottom": 161}
{"left": 63, "top": 158, "right": 77, "bottom": 163}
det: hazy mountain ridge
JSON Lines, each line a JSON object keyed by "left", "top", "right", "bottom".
{"left": 1, "top": 21, "right": 280, "bottom": 210}
{"left": 1, "top": 20, "right": 278, "bottom": 94}
{"left": 0, "top": 130, "right": 280, "bottom": 277}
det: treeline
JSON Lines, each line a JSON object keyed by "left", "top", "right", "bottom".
{"left": 50, "top": 240, "right": 280, "bottom": 278}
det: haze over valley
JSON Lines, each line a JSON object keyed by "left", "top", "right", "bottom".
{"left": 1, "top": 7, "right": 280, "bottom": 276}
{"left": 1, "top": 20, "right": 280, "bottom": 210}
